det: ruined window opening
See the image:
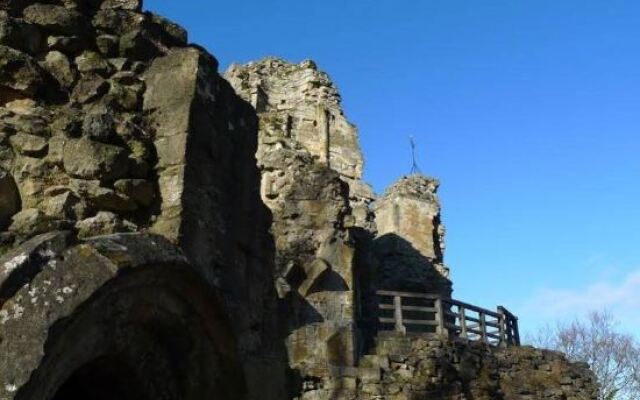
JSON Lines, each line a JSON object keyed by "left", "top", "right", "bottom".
{"left": 324, "top": 109, "right": 331, "bottom": 168}
{"left": 285, "top": 115, "right": 293, "bottom": 138}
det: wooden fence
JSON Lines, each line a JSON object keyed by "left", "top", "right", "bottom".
{"left": 376, "top": 290, "right": 520, "bottom": 346}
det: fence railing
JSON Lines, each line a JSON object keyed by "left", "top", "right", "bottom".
{"left": 376, "top": 290, "right": 520, "bottom": 346}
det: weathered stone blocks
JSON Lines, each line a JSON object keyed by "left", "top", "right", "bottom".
{"left": 63, "top": 136, "right": 129, "bottom": 181}
{"left": 81, "top": 110, "right": 116, "bottom": 142}
{"left": 0, "top": 45, "right": 45, "bottom": 96}
{"left": 42, "top": 50, "right": 76, "bottom": 88}
{"left": 227, "top": 58, "right": 373, "bottom": 396}
{"left": 113, "top": 178, "right": 154, "bottom": 206}
{"left": 355, "top": 336, "right": 599, "bottom": 400}
{"left": 374, "top": 174, "right": 451, "bottom": 295}
{"left": 98, "top": 0, "right": 141, "bottom": 11}
{"left": 22, "top": 4, "right": 89, "bottom": 36}
{"left": 70, "top": 73, "right": 109, "bottom": 103}
{"left": 75, "top": 50, "right": 114, "bottom": 76}
{"left": 8, "top": 208, "right": 69, "bottom": 238}
{"left": 8, "top": 132, "right": 47, "bottom": 156}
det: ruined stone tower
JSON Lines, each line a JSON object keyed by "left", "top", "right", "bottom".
{"left": 373, "top": 174, "right": 452, "bottom": 296}
{"left": 226, "top": 58, "right": 374, "bottom": 397}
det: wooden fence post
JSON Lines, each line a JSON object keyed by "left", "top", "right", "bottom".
{"left": 512, "top": 316, "right": 520, "bottom": 346}
{"left": 393, "top": 295, "right": 406, "bottom": 334}
{"left": 434, "top": 297, "right": 447, "bottom": 339}
{"left": 458, "top": 305, "right": 468, "bottom": 341}
{"left": 497, "top": 307, "right": 507, "bottom": 347}
{"left": 479, "top": 312, "right": 487, "bottom": 343}
{"left": 498, "top": 306, "right": 520, "bottom": 346}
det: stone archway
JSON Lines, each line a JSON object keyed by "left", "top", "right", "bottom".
{"left": 0, "top": 233, "right": 246, "bottom": 400}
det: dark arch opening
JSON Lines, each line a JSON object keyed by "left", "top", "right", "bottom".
{"left": 51, "top": 355, "right": 151, "bottom": 400}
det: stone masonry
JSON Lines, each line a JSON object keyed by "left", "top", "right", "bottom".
{"left": 225, "top": 58, "right": 375, "bottom": 229}
{"left": 0, "top": 1, "right": 600, "bottom": 400}
{"left": 0, "top": 1, "right": 287, "bottom": 400}
{"left": 227, "top": 58, "right": 375, "bottom": 397}
{"left": 374, "top": 175, "right": 451, "bottom": 296}
{"left": 357, "top": 334, "right": 598, "bottom": 400}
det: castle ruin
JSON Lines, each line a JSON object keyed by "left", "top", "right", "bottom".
{"left": 0, "top": 1, "right": 598, "bottom": 400}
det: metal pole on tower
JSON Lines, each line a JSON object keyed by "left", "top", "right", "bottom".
{"left": 410, "top": 136, "right": 422, "bottom": 175}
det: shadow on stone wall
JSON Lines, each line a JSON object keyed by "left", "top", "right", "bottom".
{"left": 354, "top": 231, "right": 453, "bottom": 355}
{"left": 373, "top": 233, "right": 451, "bottom": 296}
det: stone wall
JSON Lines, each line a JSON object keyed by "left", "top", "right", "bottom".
{"left": 0, "top": 1, "right": 287, "bottom": 399}
{"left": 226, "top": 58, "right": 376, "bottom": 398}
{"left": 225, "top": 58, "right": 374, "bottom": 229}
{"left": 143, "top": 49, "right": 289, "bottom": 400}
{"left": 0, "top": 0, "right": 187, "bottom": 244}
{"left": 353, "top": 334, "right": 599, "bottom": 400}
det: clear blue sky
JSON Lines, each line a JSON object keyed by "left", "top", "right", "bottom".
{"left": 145, "top": 1, "right": 640, "bottom": 337}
